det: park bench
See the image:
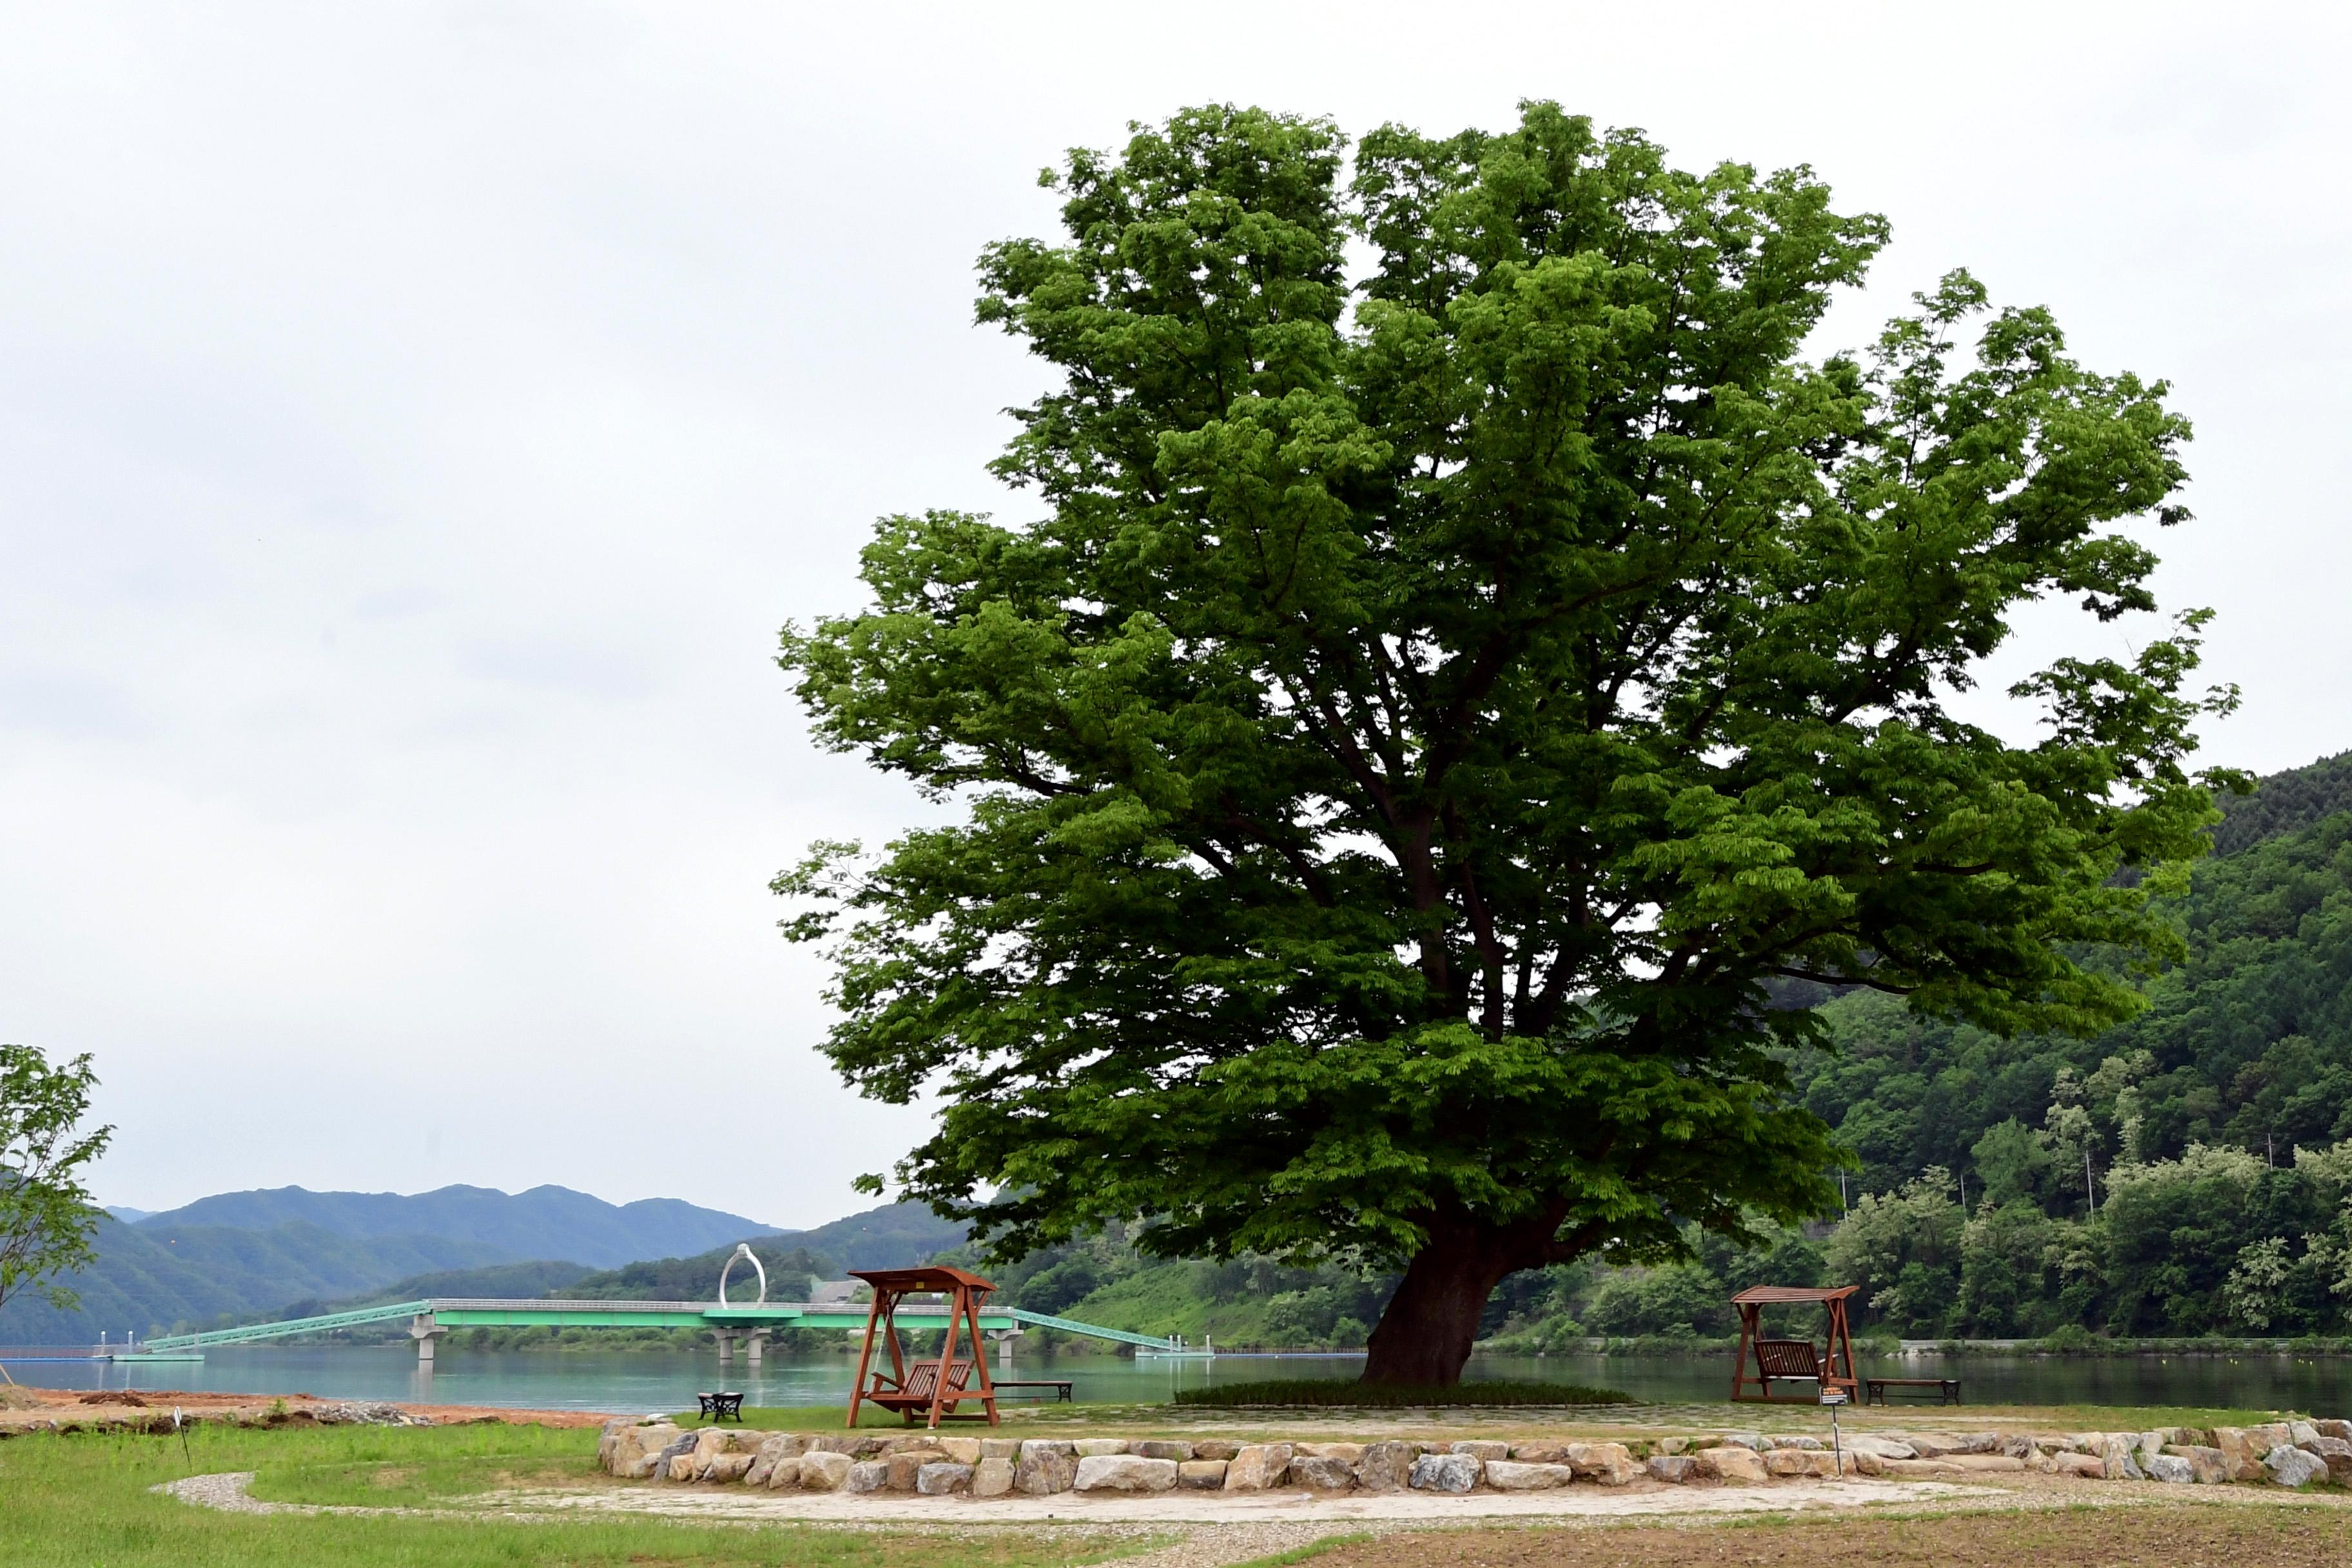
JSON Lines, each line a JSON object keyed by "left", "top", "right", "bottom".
{"left": 1865, "top": 1377, "right": 1961, "bottom": 1406}
{"left": 991, "top": 1378, "right": 1074, "bottom": 1403}
{"left": 696, "top": 1391, "right": 745, "bottom": 1421}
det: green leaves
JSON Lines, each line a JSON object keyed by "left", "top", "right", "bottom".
{"left": 0, "top": 1043, "right": 112, "bottom": 1314}
{"left": 776, "top": 103, "right": 2220, "bottom": 1332}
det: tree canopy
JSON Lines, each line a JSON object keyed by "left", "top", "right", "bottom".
{"left": 778, "top": 102, "right": 2234, "bottom": 1382}
{"left": 0, "top": 1043, "right": 111, "bottom": 1318}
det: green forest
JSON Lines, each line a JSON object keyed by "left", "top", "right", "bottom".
{"left": 966, "top": 752, "right": 2352, "bottom": 1349}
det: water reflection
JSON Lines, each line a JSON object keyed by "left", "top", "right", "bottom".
{"left": 8, "top": 1345, "right": 2352, "bottom": 1413}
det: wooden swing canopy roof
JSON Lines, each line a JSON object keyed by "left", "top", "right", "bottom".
{"left": 847, "top": 1266, "right": 995, "bottom": 1293}
{"left": 1729, "top": 1285, "right": 1858, "bottom": 1306}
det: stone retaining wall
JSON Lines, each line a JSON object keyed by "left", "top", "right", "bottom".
{"left": 597, "top": 1416, "right": 2352, "bottom": 1497}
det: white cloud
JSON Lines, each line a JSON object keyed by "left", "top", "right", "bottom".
{"left": 3, "top": 1, "right": 2345, "bottom": 1218}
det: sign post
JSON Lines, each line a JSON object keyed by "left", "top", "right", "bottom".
{"left": 1820, "top": 1387, "right": 1847, "bottom": 1476}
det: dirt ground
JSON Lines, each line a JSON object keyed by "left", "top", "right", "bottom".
{"left": 1313, "top": 1503, "right": 2352, "bottom": 1568}
{"left": 0, "top": 1383, "right": 612, "bottom": 1431}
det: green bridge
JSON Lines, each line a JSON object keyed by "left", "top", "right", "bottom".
{"left": 140, "top": 1298, "right": 1205, "bottom": 1365}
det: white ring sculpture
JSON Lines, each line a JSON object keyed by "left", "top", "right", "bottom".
{"left": 718, "top": 1243, "right": 767, "bottom": 1306}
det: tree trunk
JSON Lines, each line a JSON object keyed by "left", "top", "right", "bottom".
{"left": 1359, "top": 1221, "right": 1526, "bottom": 1386}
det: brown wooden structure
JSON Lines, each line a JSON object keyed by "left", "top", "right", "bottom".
{"left": 1729, "top": 1284, "right": 1860, "bottom": 1403}
{"left": 844, "top": 1265, "right": 1000, "bottom": 1429}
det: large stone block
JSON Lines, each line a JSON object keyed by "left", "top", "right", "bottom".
{"left": 1409, "top": 1452, "right": 1480, "bottom": 1493}
{"left": 1647, "top": 1455, "right": 1698, "bottom": 1484}
{"left": 2211, "top": 1427, "right": 2273, "bottom": 1482}
{"left": 1715, "top": 1431, "right": 1767, "bottom": 1451}
{"left": 979, "top": 1437, "right": 1023, "bottom": 1460}
{"left": 917, "top": 1462, "right": 973, "bottom": 1496}
{"left": 2144, "top": 1454, "right": 2194, "bottom": 1484}
{"left": 1767, "top": 1435, "right": 1824, "bottom": 1451}
{"left": 798, "top": 1451, "right": 854, "bottom": 1491}
{"left": 1296, "top": 1442, "right": 1362, "bottom": 1462}
{"left": 1073, "top": 1437, "right": 1130, "bottom": 1457}
{"left": 1193, "top": 1439, "right": 1242, "bottom": 1461}
{"left": 1449, "top": 1440, "right": 1511, "bottom": 1462}
{"left": 936, "top": 1437, "right": 983, "bottom": 1465}
{"left": 1845, "top": 1435, "right": 1916, "bottom": 1460}
{"left": 1763, "top": 1448, "right": 1814, "bottom": 1478}
{"left": 2314, "top": 1419, "right": 2352, "bottom": 1442}
{"left": 606, "top": 1422, "right": 684, "bottom": 1479}
{"left": 1566, "top": 1442, "right": 1640, "bottom": 1485}
{"left": 703, "top": 1453, "right": 754, "bottom": 1484}
{"left": 745, "top": 1433, "right": 806, "bottom": 1487}
{"left": 762, "top": 1456, "right": 804, "bottom": 1490}
{"left": 1482, "top": 1460, "right": 1573, "bottom": 1491}
{"left": 2268, "top": 1446, "right": 2328, "bottom": 1488}
{"left": 1177, "top": 1459, "right": 1228, "bottom": 1489}
{"left": 2164, "top": 1445, "right": 2230, "bottom": 1485}
{"left": 1695, "top": 1446, "right": 1768, "bottom": 1484}
{"left": 2052, "top": 1451, "right": 2107, "bottom": 1479}
{"left": 1509, "top": 1441, "right": 1574, "bottom": 1463}
{"left": 1355, "top": 1440, "right": 1418, "bottom": 1491}
{"left": 2098, "top": 1435, "right": 2144, "bottom": 1480}
{"left": 972, "top": 1457, "right": 1015, "bottom": 1498}
{"left": 844, "top": 1460, "right": 890, "bottom": 1493}
{"left": 1074, "top": 1455, "right": 1179, "bottom": 1493}
{"left": 1130, "top": 1439, "right": 1194, "bottom": 1461}
{"left": 885, "top": 1450, "right": 943, "bottom": 1491}
{"left": 1287, "top": 1456, "right": 1356, "bottom": 1491}
{"left": 1015, "top": 1446, "right": 1077, "bottom": 1495}
{"left": 2301, "top": 1435, "right": 2352, "bottom": 1481}
{"left": 1224, "top": 1444, "right": 1296, "bottom": 1491}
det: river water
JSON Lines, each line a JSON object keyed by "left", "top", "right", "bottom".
{"left": 12, "top": 1346, "right": 2352, "bottom": 1414}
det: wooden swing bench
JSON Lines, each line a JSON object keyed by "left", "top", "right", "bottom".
{"left": 861, "top": 1356, "right": 979, "bottom": 1418}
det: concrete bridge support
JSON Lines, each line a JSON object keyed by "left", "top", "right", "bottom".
{"left": 745, "top": 1328, "right": 769, "bottom": 1366}
{"left": 409, "top": 1313, "right": 446, "bottom": 1367}
{"left": 986, "top": 1327, "right": 1021, "bottom": 1367}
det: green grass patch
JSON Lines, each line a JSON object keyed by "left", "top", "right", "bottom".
{"left": 1172, "top": 1378, "right": 1635, "bottom": 1408}
{"left": 0, "top": 1420, "right": 1152, "bottom": 1567}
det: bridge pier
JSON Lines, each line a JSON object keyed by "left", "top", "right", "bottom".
{"left": 745, "top": 1328, "right": 768, "bottom": 1366}
{"left": 986, "top": 1328, "right": 1021, "bottom": 1367}
{"left": 409, "top": 1313, "right": 446, "bottom": 1366}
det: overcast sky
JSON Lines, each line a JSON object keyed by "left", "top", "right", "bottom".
{"left": 5, "top": 3, "right": 2346, "bottom": 1223}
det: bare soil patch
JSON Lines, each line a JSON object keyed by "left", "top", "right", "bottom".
{"left": 1313, "top": 1501, "right": 2352, "bottom": 1568}
{"left": 0, "top": 1384, "right": 613, "bottom": 1433}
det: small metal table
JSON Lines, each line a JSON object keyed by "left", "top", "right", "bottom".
{"left": 1865, "top": 1377, "right": 1961, "bottom": 1406}
{"left": 697, "top": 1390, "right": 745, "bottom": 1421}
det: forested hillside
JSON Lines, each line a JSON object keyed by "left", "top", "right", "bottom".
{"left": 0, "top": 1219, "right": 507, "bottom": 1342}
{"left": 1483, "top": 751, "right": 2352, "bottom": 1345}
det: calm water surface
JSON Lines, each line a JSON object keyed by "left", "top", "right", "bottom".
{"left": 12, "top": 1346, "right": 2352, "bottom": 1413}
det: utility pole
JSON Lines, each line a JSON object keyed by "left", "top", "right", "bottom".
{"left": 2084, "top": 1148, "right": 2097, "bottom": 1213}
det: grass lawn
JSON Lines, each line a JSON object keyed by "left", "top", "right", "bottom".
{"left": 0, "top": 1420, "right": 1155, "bottom": 1568}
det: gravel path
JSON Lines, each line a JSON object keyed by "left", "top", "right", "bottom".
{"left": 154, "top": 1471, "right": 1376, "bottom": 1565}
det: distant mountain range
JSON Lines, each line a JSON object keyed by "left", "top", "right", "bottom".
{"left": 0, "top": 1185, "right": 970, "bottom": 1344}
{"left": 133, "top": 1184, "right": 777, "bottom": 1268}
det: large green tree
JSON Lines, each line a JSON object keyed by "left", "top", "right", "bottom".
{"left": 778, "top": 103, "right": 2235, "bottom": 1383}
